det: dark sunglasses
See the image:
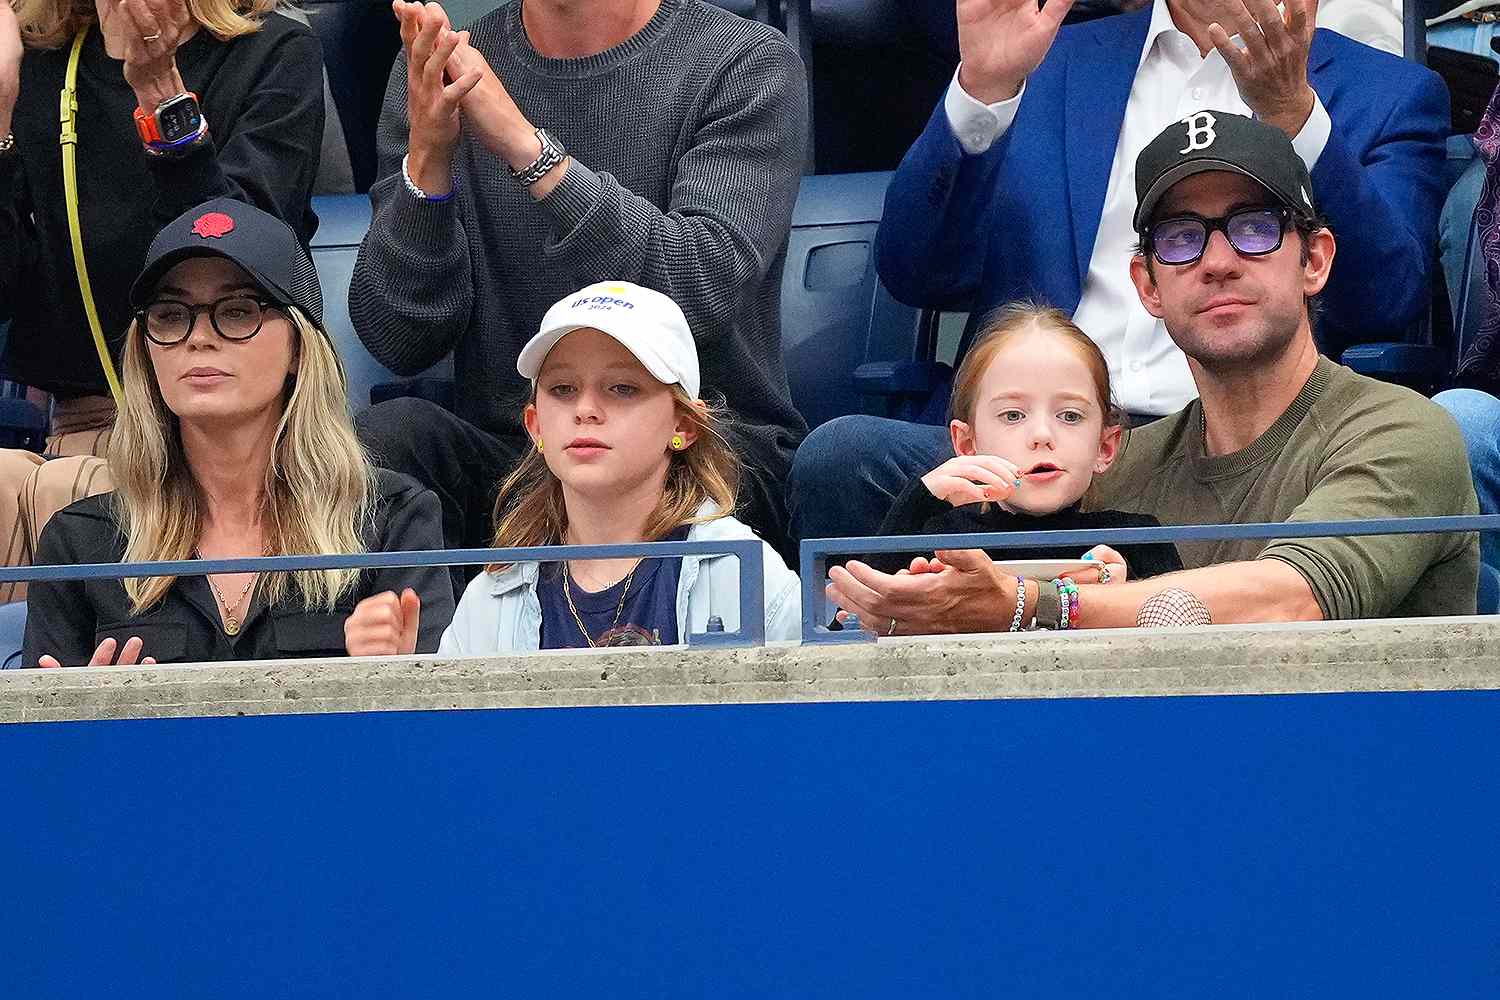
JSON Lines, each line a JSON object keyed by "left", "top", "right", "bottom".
{"left": 1145, "top": 206, "right": 1293, "bottom": 266}
{"left": 138, "top": 296, "right": 284, "bottom": 346}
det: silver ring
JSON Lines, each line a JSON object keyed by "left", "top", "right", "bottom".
{"left": 887, "top": 617, "right": 898, "bottom": 636}
{"left": 143, "top": 32, "right": 161, "bottom": 41}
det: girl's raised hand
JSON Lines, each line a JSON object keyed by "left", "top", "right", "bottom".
{"left": 920, "top": 454, "right": 1023, "bottom": 507}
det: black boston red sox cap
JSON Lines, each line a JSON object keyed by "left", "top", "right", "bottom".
{"left": 1132, "top": 111, "right": 1317, "bottom": 233}
{"left": 130, "top": 198, "right": 324, "bottom": 327}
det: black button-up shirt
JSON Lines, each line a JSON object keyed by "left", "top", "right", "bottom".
{"left": 23, "top": 470, "right": 455, "bottom": 666}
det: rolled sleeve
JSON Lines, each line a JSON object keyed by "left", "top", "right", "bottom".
{"left": 1258, "top": 398, "right": 1479, "bottom": 619}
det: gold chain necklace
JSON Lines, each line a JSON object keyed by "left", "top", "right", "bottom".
{"left": 562, "top": 561, "right": 639, "bottom": 648}
{"left": 196, "top": 547, "right": 257, "bottom": 636}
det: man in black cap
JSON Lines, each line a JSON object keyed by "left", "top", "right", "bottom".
{"left": 824, "top": 113, "right": 1479, "bottom": 633}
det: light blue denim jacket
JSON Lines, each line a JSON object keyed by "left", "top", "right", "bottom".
{"left": 438, "top": 507, "right": 801, "bottom": 654}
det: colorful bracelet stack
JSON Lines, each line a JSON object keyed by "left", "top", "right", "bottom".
{"left": 1054, "top": 578, "right": 1081, "bottom": 630}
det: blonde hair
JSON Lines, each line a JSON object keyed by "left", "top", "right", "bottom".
{"left": 489, "top": 387, "right": 740, "bottom": 567}
{"left": 109, "top": 305, "right": 376, "bottom": 615}
{"left": 950, "top": 301, "right": 1120, "bottom": 429}
{"left": 16, "top": 0, "right": 278, "bottom": 50}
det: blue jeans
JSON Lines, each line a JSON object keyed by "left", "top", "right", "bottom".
{"left": 787, "top": 415, "right": 952, "bottom": 542}
{"left": 1433, "top": 389, "right": 1500, "bottom": 614}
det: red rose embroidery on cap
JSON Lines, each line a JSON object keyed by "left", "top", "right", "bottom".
{"left": 191, "top": 213, "right": 235, "bottom": 239}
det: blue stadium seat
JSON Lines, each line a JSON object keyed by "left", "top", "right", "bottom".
{"left": 784, "top": 171, "right": 928, "bottom": 427}
{"left": 0, "top": 600, "right": 26, "bottom": 669}
{"left": 310, "top": 194, "right": 454, "bottom": 412}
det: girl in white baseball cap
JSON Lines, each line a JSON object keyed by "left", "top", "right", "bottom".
{"left": 437, "top": 281, "right": 800, "bottom": 651}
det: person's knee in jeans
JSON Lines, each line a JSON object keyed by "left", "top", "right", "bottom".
{"left": 788, "top": 414, "right": 950, "bottom": 542}
{"left": 356, "top": 397, "right": 446, "bottom": 477}
{"left": 1434, "top": 388, "right": 1500, "bottom": 612}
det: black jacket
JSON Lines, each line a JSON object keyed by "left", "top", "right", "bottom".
{"left": 0, "top": 14, "right": 324, "bottom": 395}
{"left": 23, "top": 470, "right": 455, "bottom": 667}
{"left": 871, "top": 476, "right": 1184, "bottom": 579}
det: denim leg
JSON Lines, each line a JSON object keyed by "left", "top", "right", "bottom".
{"left": 1439, "top": 153, "right": 1484, "bottom": 318}
{"left": 1434, "top": 388, "right": 1500, "bottom": 613}
{"left": 787, "top": 415, "right": 952, "bottom": 542}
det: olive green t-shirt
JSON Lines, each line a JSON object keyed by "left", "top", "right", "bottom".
{"left": 1085, "top": 358, "right": 1479, "bottom": 618}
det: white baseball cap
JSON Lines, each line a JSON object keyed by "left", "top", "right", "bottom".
{"left": 517, "top": 281, "right": 701, "bottom": 399}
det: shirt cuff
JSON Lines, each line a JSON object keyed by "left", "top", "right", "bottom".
{"left": 943, "top": 65, "right": 1025, "bottom": 156}
{"left": 1289, "top": 94, "right": 1331, "bottom": 171}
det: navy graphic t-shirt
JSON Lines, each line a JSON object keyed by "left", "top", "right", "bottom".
{"left": 538, "top": 527, "right": 690, "bottom": 649}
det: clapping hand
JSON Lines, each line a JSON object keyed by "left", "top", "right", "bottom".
{"left": 38, "top": 635, "right": 157, "bottom": 669}
{"left": 445, "top": 27, "right": 550, "bottom": 179}
{"left": 1208, "top": 0, "right": 1318, "bottom": 137}
{"left": 99, "top": 0, "right": 195, "bottom": 109}
{"left": 955, "top": 0, "right": 1076, "bottom": 104}
{"left": 827, "top": 547, "right": 1016, "bottom": 637}
{"left": 392, "top": 0, "right": 481, "bottom": 194}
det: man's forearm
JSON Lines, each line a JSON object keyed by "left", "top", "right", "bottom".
{"left": 1075, "top": 559, "right": 1324, "bottom": 628}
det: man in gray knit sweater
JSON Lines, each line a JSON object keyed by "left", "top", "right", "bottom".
{"left": 351, "top": 0, "right": 808, "bottom": 563}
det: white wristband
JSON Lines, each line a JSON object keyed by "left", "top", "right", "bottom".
{"left": 401, "top": 153, "right": 454, "bottom": 203}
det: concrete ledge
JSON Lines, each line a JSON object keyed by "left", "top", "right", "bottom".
{"left": 3, "top": 616, "right": 1498, "bottom": 724}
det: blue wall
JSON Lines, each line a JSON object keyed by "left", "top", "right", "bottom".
{"left": 2, "top": 691, "right": 1496, "bottom": 997}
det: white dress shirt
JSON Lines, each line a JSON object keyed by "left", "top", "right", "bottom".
{"left": 942, "top": 0, "right": 1332, "bottom": 415}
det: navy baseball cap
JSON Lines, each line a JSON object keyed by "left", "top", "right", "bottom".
{"left": 1133, "top": 111, "right": 1317, "bottom": 233}
{"left": 130, "top": 198, "right": 324, "bottom": 327}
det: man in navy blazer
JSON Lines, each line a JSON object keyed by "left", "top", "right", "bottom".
{"left": 787, "top": 0, "right": 1450, "bottom": 543}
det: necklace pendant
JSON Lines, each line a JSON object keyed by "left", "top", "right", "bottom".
{"left": 223, "top": 616, "right": 240, "bottom": 636}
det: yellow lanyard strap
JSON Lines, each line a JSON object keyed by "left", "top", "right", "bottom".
{"left": 60, "top": 25, "right": 125, "bottom": 408}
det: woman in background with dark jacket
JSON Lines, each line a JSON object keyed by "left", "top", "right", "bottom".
{"left": 0, "top": 0, "right": 325, "bottom": 601}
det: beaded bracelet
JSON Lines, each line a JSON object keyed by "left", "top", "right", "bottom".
{"left": 1054, "top": 578, "right": 1081, "bottom": 630}
{"left": 401, "top": 153, "right": 456, "bottom": 203}
{"left": 1008, "top": 576, "right": 1026, "bottom": 632}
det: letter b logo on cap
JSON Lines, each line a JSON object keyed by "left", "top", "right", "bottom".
{"left": 1179, "top": 111, "right": 1217, "bottom": 154}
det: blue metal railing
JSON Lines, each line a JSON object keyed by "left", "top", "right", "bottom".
{"left": 798, "top": 515, "right": 1500, "bottom": 644}
{"left": 6, "top": 514, "right": 1498, "bottom": 660}
{"left": 2, "top": 537, "right": 767, "bottom": 652}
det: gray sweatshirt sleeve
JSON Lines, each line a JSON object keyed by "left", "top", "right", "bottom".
{"left": 533, "top": 34, "right": 807, "bottom": 345}
{"left": 349, "top": 54, "right": 476, "bottom": 376}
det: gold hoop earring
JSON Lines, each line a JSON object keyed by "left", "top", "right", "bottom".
{"left": 670, "top": 434, "right": 684, "bottom": 451}
{"left": 536, "top": 440, "right": 544, "bottom": 453}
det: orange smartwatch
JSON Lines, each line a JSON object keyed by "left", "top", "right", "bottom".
{"left": 134, "top": 92, "right": 205, "bottom": 149}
